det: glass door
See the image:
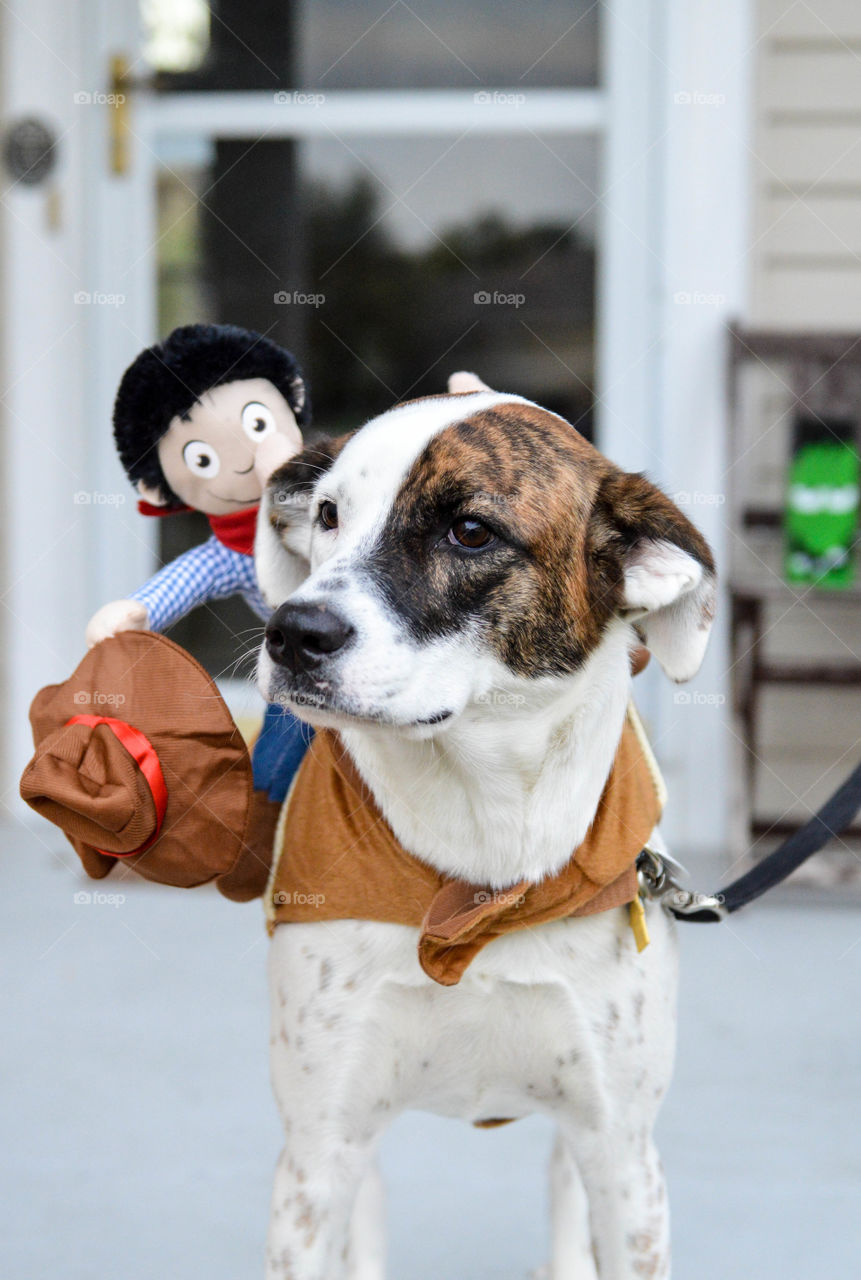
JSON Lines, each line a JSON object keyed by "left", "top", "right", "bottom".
{"left": 103, "top": 0, "right": 608, "bottom": 677}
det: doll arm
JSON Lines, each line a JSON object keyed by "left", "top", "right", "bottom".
{"left": 86, "top": 543, "right": 228, "bottom": 644}
{"left": 126, "top": 536, "right": 269, "bottom": 632}
{"left": 83, "top": 538, "right": 261, "bottom": 648}
{"left": 86, "top": 537, "right": 269, "bottom": 643}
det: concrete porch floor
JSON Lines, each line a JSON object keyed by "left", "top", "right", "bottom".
{"left": 2, "top": 821, "right": 860, "bottom": 1279}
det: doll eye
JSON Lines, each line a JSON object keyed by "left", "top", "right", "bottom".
{"left": 182, "top": 440, "right": 221, "bottom": 477}
{"left": 242, "top": 401, "right": 277, "bottom": 441}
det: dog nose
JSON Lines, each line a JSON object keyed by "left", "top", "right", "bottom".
{"left": 265, "top": 602, "right": 355, "bottom": 669}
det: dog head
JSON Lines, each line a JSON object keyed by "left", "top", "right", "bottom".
{"left": 255, "top": 392, "right": 715, "bottom": 733}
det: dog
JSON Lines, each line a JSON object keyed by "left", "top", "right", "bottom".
{"left": 254, "top": 384, "right": 716, "bottom": 1280}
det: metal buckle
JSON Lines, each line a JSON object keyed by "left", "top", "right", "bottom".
{"left": 636, "top": 849, "right": 727, "bottom": 922}
{"left": 636, "top": 848, "right": 668, "bottom": 897}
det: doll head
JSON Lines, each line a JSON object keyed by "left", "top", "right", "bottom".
{"left": 113, "top": 324, "right": 310, "bottom": 515}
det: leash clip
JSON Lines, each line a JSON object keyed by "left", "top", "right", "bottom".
{"left": 636, "top": 848, "right": 727, "bottom": 922}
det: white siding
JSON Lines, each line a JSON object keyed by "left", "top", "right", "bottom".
{"left": 751, "top": 0, "right": 861, "bottom": 327}
{"left": 737, "top": 2, "right": 861, "bottom": 857}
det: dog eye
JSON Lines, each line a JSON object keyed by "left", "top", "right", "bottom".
{"left": 318, "top": 500, "right": 339, "bottom": 530}
{"left": 447, "top": 517, "right": 494, "bottom": 550}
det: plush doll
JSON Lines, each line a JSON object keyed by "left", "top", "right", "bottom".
{"left": 88, "top": 323, "right": 307, "bottom": 641}
{"left": 86, "top": 323, "right": 313, "bottom": 806}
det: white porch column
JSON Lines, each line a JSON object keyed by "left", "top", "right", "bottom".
{"left": 599, "top": 0, "right": 753, "bottom": 860}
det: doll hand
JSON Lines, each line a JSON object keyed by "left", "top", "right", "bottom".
{"left": 85, "top": 599, "right": 149, "bottom": 648}
{"left": 254, "top": 432, "right": 301, "bottom": 489}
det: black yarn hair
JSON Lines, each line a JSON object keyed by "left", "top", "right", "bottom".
{"left": 113, "top": 323, "right": 311, "bottom": 506}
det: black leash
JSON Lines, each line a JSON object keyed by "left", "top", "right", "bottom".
{"left": 637, "top": 757, "right": 861, "bottom": 923}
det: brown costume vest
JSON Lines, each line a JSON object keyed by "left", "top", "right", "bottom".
{"left": 266, "top": 708, "right": 664, "bottom": 986}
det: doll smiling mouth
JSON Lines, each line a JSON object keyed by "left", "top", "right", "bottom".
{"left": 206, "top": 490, "right": 260, "bottom": 504}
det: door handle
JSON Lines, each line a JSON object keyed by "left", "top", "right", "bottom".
{"left": 108, "top": 54, "right": 155, "bottom": 177}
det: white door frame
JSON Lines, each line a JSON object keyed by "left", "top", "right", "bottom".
{"left": 0, "top": 0, "right": 156, "bottom": 818}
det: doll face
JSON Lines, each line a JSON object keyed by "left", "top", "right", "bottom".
{"left": 156, "top": 377, "right": 303, "bottom": 515}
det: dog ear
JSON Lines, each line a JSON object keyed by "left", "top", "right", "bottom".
{"left": 255, "top": 433, "right": 354, "bottom": 607}
{"left": 448, "top": 370, "right": 492, "bottom": 393}
{"left": 592, "top": 469, "right": 716, "bottom": 682}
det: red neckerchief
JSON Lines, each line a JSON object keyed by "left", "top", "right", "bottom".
{"left": 137, "top": 501, "right": 258, "bottom": 557}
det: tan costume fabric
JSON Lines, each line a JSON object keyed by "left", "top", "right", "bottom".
{"left": 20, "top": 631, "right": 278, "bottom": 901}
{"left": 268, "top": 712, "right": 663, "bottom": 985}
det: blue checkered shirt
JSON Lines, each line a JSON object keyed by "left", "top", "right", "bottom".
{"left": 130, "top": 536, "right": 270, "bottom": 631}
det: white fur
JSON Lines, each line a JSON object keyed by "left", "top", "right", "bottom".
{"left": 621, "top": 539, "right": 716, "bottom": 683}
{"left": 259, "top": 392, "right": 707, "bottom": 1278}
{"left": 339, "top": 626, "right": 633, "bottom": 887}
{"left": 266, "top": 910, "right": 677, "bottom": 1280}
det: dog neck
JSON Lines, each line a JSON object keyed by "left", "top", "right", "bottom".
{"left": 340, "top": 626, "right": 634, "bottom": 889}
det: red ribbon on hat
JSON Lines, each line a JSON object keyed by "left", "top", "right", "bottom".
{"left": 65, "top": 714, "right": 169, "bottom": 857}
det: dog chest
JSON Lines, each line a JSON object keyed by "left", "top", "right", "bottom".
{"left": 268, "top": 906, "right": 678, "bottom": 1123}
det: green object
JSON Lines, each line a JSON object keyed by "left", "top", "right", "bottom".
{"left": 785, "top": 423, "right": 859, "bottom": 589}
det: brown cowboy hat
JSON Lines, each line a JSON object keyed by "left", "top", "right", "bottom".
{"left": 20, "top": 631, "right": 275, "bottom": 901}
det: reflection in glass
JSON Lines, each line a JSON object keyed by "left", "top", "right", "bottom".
{"left": 141, "top": 0, "right": 211, "bottom": 73}
{"left": 302, "top": 135, "right": 597, "bottom": 436}
{"left": 300, "top": 0, "right": 600, "bottom": 89}
{"left": 144, "top": 1, "right": 600, "bottom": 91}
{"left": 153, "top": 128, "right": 599, "bottom": 671}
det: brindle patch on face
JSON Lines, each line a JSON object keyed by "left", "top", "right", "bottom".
{"left": 361, "top": 405, "right": 615, "bottom": 676}
{"left": 361, "top": 403, "right": 715, "bottom": 678}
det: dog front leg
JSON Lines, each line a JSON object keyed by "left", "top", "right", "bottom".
{"left": 547, "top": 1131, "right": 599, "bottom": 1280}
{"left": 265, "top": 1137, "right": 376, "bottom": 1280}
{"left": 266, "top": 926, "right": 396, "bottom": 1280}
{"left": 345, "top": 1159, "right": 386, "bottom": 1280}
{"left": 563, "top": 1125, "right": 670, "bottom": 1280}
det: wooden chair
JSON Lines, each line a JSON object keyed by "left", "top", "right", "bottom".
{"left": 727, "top": 326, "right": 861, "bottom": 840}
